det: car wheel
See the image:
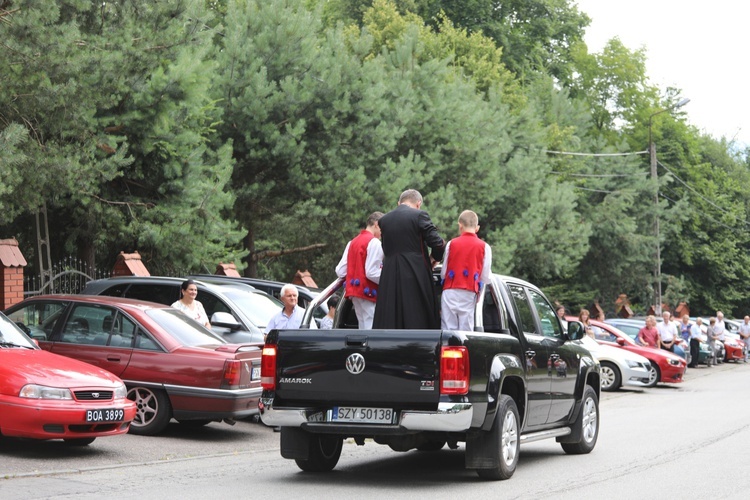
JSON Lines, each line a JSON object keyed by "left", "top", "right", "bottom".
{"left": 127, "top": 386, "right": 172, "bottom": 436}
{"left": 294, "top": 434, "right": 343, "bottom": 472}
{"left": 561, "top": 384, "right": 599, "bottom": 455}
{"left": 476, "top": 394, "right": 519, "bottom": 480}
{"left": 599, "top": 361, "right": 621, "bottom": 392}
{"left": 645, "top": 361, "right": 660, "bottom": 387}
{"left": 63, "top": 437, "right": 96, "bottom": 446}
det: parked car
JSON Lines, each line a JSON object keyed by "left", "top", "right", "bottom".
{"left": 692, "top": 317, "right": 742, "bottom": 362}
{"left": 605, "top": 317, "right": 712, "bottom": 366}
{"left": 598, "top": 319, "right": 686, "bottom": 385}
{"left": 0, "top": 311, "right": 136, "bottom": 445}
{"left": 4, "top": 295, "right": 263, "bottom": 436}
{"left": 575, "top": 334, "right": 651, "bottom": 391}
{"left": 187, "top": 274, "right": 328, "bottom": 326}
{"left": 81, "top": 276, "right": 282, "bottom": 343}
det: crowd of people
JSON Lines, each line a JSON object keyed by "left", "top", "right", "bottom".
{"left": 556, "top": 304, "right": 750, "bottom": 368}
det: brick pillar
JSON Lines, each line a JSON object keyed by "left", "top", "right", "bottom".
{"left": 0, "top": 238, "right": 28, "bottom": 309}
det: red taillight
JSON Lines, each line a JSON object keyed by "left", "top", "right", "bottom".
{"left": 440, "top": 346, "right": 469, "bottom": 395}
{"left": 261, "top": 345, "right": 277, "bottom": 390}
{"left": 223, "top": 359, "right": 241, "bottom": 388}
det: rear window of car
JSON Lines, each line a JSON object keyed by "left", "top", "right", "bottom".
{"left": 146, "top": 309, "right": 226, "bottom": 346}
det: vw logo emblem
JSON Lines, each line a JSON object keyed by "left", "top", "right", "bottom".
{"left": 346, "top": 353, "right": 366, "bottom": 375}
{"left": 92, "top": 393, "right": 100, "bottom": 399}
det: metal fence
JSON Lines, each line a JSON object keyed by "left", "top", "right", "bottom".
{"left": 23, "top": 257, "right": 112, "bottom": 297}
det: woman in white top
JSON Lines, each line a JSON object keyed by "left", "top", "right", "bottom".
{"left": 171, "top": 279, "right": 211, "bottom": 328}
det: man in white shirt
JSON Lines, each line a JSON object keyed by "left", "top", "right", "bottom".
{"left": 714, "top": 311, "right": 727, "bottom": 342}
{"left": 739, "top": 316, "right": 750, "bottom": 363}
{"left": 657, "top": 311, "right": 678, "bottom": 352}
{"left": 265, "top": 284, "right": 305, "bottom": 338}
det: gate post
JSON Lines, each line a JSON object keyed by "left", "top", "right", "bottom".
{"left": 0, "top": 238, "right": 28, "bottom": 309}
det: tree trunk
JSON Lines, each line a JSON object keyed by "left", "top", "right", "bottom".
{"left": 243, "top": 229, "right": 257, "bottom": 278}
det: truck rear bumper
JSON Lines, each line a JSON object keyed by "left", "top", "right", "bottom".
{"left": 259, "top": 398, "right": 473, "bottom": 432}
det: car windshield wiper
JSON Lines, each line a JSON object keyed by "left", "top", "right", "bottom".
{"left": 0, "top": 340, "right": 34, "bottom": 349}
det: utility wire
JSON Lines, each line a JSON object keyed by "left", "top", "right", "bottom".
{"left": 658, "top": 192, "right": 739, "bottom": 232}
{"left": 544, "top": 150, "right": 649, "bottom": 157}
{"left": 658, "top": 160, "right": 750, "bottom": 227}
{"left": 550, "top": 171, "right": 649, "bottom": 178}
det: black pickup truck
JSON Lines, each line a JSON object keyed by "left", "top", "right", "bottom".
{"left": 259, "top": 273, "right": 600, "bottom": 480}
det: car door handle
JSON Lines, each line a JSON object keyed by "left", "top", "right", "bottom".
{"left": 106, "top": 355, "right": 121, "bottom": 362}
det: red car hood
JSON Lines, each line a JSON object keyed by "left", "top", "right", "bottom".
{"left": 0, "top": 349, "right": 124, "bottom": 394}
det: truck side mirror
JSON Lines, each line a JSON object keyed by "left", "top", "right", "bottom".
{"left": 566, "top": 321, "right": 586, "bottom": 340}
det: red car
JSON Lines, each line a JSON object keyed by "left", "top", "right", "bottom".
{"left": 567, "top": 317, "right": 686, "bottom": 386}
{"left": 0, "top": 311, "right": 136, "bottom": 445}
{"left": 5, "top": 295, "right": 263, "bottom": 436}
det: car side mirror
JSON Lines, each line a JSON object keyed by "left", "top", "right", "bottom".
{"left": 210, "top": 312, "right": 241, "bottom": 331}
{"left": 566, "top": 321, "right": 586, "bottom": 340}
{"left": 616, "top": 337, "right": 626, "bottom": 346}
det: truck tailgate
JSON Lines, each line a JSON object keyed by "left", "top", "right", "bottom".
{"left": 273, "top": 329, "right": 441, "bottom": 406}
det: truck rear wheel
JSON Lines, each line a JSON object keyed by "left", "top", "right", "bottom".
{"left": 561, "top": 385, "right": 599, "bottom": 455}
{"left": 476, "top": 395, "right": 519, "bottom": 480}
{"left": 294, "top": 434, "right": 343, "bottom": 472}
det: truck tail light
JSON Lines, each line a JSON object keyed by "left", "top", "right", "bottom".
{"left": 261, "top": 345, "right": 277, "bottom": 390}
{"left": 440, "top": 346, "right": 469, "bottom": 395}
{"left": 222, "top": 360, "right": 241, "bottom": 388}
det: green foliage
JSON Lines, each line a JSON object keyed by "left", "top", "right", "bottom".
{"left": 0, "top": 0, "right": 243, "bottom": 271}
{"left": 2, "top": 0, "right": 749, "bottom": 317}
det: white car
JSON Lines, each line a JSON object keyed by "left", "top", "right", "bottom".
{"left": 577, "top": 335, "right": 652, "bottom": 391}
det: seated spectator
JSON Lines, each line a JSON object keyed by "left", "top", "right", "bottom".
{"left": 320, "top": 294, "right": 341, "bottom": 330}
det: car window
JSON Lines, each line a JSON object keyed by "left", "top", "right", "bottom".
{"left": 5, "top": 301, "right": 67, "bottom": 340}
{"left": 124, "top": 284, "right": 180, "bottom": 306}
{"left": 613, "top": 323, "right": 640, "bottom": 338}
{"left": 508, "top": 284, "right": 538, "bottom": 335}
{"left": 60, "top": 304, "right": 118, "bottom": 345}
{"left": 99, "top": 283, "right": 129, "bottom": 297}
{"left": 102, "top": 312, "right": 137, "bottom": 348}
{"left": 482, "top": 287, "right": 508, "bottom": 334}
{"left": 146, "top": 309, "right": 225, "bottom": 346}
{"left": 222, "top": 289, "right": 282, "bottom": 328}
{"left": 594, "top": 327, "right": 618, "bottom": 343}
{"left": 134, "top": 328, "right": 162, "bottom": 351}
{"left": 528, "top": 289, "right": 562, "bottom": 338}
{"left": 196, "top": 290, "right": 232, "bottom": 320}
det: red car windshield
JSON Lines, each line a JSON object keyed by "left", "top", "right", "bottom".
{"left": 146, "top": 309, "right": 226, "bottom": 347}
{"left": 0, "top": 312, "right": 37, "bottom": 349}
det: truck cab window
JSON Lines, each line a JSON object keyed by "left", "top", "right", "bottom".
{"left": 482, "top": 288, "right": 507, "bottom": 334}
{"left": 528, "top": 290, "right": 563, "bottom": 338}
{"left": 508, "top": 285, "right": 538, "bottom": 335}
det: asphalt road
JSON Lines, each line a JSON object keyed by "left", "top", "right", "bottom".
{"left": 3, "top": 361, "right": 750, "bottom": 499}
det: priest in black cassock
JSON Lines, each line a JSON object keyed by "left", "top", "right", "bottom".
{"left": 372, "top": 189, "right": 445, "bottom": 329}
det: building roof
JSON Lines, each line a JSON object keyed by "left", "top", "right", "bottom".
{"left": 114, "top": 251, "right": 150, "bottom": 276}
{"left": 0, "top": 238, "right": 28, "bottom": 267}
{"left": 215, "top": 262, "right": 241, "bottom": 277}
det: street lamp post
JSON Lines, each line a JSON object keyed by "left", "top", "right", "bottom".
{"left": 648, "top": 97, "right": 690, "bottom": 315}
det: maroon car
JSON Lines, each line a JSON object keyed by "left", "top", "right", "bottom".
{"left": 5, "top": 295, "right": 262, "bottom": 436}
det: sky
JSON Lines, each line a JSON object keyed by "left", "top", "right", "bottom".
{"left": 574, "top": 1, "right": 750, "bottom": 149}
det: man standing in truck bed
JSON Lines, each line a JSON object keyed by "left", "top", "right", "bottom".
{"left": 373, "top": 189, "right": 445, "bottom": 329}
{"left": 335, "top": 211, "right": 384, "bottom": 329}
{"left": 440, "top": 210, "right": 492, "bottom": 332}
